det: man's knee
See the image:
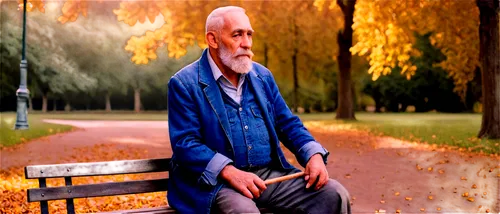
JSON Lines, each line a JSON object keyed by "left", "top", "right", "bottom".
{"left": 213, "top": 188, "right": 260, "bottom": 214}
{"left": 325, "top": 179, "right": 350, "bottom": 201}
{"left": 221, "top": 199, "right": 260, "bottom": 214}
{"left": 321, "top": 179, "right": 351, "bottom": 213}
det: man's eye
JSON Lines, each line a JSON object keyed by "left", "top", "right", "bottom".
{"left": 233, "top": 34, "right": 241, "bottom": 37}
{"left": 247, "top": 33, "right": 252, "bottom": 37}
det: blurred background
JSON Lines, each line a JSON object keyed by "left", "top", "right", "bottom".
{"left": 1, "top": 0, "right": 484, "bottom": 114}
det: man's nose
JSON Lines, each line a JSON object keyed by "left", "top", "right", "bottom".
{"left": 241, "top": 34, "right": 252, "bottom": 49}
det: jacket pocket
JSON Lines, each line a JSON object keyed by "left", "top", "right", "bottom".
{"left": 250, "top": 105, "right": 265, "bottom": 128}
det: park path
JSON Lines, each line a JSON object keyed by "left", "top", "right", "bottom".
{"left": 1, "top": 119, "right": 498, "bottom": 213}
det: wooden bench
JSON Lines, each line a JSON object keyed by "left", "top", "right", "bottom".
{"left": 25, "top": 158, "right": 273, "bottom": 214}
{"left": 24, "top": 158, "right": 175, "bottom": 214}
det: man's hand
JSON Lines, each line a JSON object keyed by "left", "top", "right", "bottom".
{"left": 304, "top": 153, "right": 328, "bottom": 190}
{"left": 219, "top": 165, "right": 267, "bottom": 199}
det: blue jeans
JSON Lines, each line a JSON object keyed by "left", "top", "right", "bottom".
{"left": 212, "top": 167, "right": 351, "bottom": 214}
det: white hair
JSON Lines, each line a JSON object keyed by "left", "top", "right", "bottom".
{"left": 205, "top": 6, "right": 246, "bottom": 35}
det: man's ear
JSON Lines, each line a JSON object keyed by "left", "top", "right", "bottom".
{"left": 206, "top": 32, "right": 218, "bottom": 49}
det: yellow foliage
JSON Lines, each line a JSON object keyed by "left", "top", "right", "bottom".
{"left": 113, "top": 1, "right": 161, "bottom": 26}
{"left": 17, "top": 0, "right": 45, "bottom": 12}
{"left": 317, "top": 0, "right": 479, "bottom": 99}
{"left": 56, "top": 0, "right": 89, "bottom": 24}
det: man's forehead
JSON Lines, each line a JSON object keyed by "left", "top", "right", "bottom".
{"left": 223, "top": 12, "right": 253, "bottom": 32}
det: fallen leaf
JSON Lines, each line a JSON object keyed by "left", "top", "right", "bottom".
{"left": 352, "top": 196, "right": 356, "bottom": 200}
{"left": 380, "top": 200, "right": 385, "bottom": 204}
{"left": 395, "top": 192, "right": 400, "bottom": 196}
{"left": 428, "top": 195, "right": 433, "bottom": 200}
{"left": 345, "top": 174, "right": 351, "bottom": 179}
{"left": 437, "top": 207, "right": 441, "bottom": 211}
{"left": 420, "top": 208, "right": 425, "bottom": 212}
{"left": 462, "top": 192, "right": 469, "bottom": 197}
{"left": 396, "top": 209, "right": 401, "bottom": 213}
{"left": 428, "top": 167, "right": 433, "bottom": 172}
{"left": 416, "top": 164, "right": 423, "bottom": 170}
{"left": 461, "top": 176, "right": 467, "bottom": 180}
{"left": 472, "top": 184, "right": 477, "bottom": 189}
{"left": 486, "top": 209, "right": 490, "bottom": 213}
{"left": 438, "top": 169, "right": 445, "bottom": 174}
{"left": 405, "top": 197, "right": 412, "bottom": 201}
{"left": 375, "top": 209, "right": 386, "bottom": 213}
{"left": 483, "top": 192, "right": 487, "bottom": 195}
{"left": 489, "top": 168, "right": 493, "bottom": 172}
{"left": 478, "top": 205, "right": 482, "bottom": 208}
{"left": 453, "top": 189, "right": 458, "bottom": 193}
{"left": 438, "top": 160, "right": 448, "bottom": 164}
{"left": 467, "top": 197, "right": 474, "bottom": 202}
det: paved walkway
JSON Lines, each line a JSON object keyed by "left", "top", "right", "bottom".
{"left": 1, "top": 120, "right": 498, "bottom": 213}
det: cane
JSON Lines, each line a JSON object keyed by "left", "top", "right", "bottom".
{"left": 264, "top": 172, "right": 305, "bottom": 185}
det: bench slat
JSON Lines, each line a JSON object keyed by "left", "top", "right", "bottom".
{"left": 28, "top": 178, "right": 169, "bottom": 202}
{"left": 97, "top": 206, "right": 176, "bottom": 214}
{"left": 25, "top": 158, "right": 171, "bottom": 178}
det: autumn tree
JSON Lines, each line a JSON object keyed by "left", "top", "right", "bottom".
{"left": 313, "top": 0, "right": 359, "bottom": 119}
{"left": 243, "top": 1, "right": 341, "bottom": 112}
{"left": 476, "top": 0, "right": 499, "bottom": 138}
{"left": 313, "top": 0, "right": 499, "bottom": 139}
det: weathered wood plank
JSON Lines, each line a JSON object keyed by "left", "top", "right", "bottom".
{"left": 25, "top": 158, "right": 171, "bottom": 178}
{"left": 28, "top": 179, "right": 169, "bottom": 202}
{"left": 95, "top": 207, "right": 271, "bottom": 214}
{"left": 96, "top": 206, "right": 176, "bottom": 214}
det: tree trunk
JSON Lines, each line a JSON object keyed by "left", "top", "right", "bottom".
{"left": 375, "top": 100, "right": 382, "bottom": 113}
{"left": 105, "top": 91, "right": 112, "bottom": 112}
{"left": 42, "top": 94, "right": 48, "bottom": 113}
{"left": 53, "top": 99, "right": 57, "bottom": 111}
{"left": 477, "top": 0, "right": 500, "bottom": 139}
{"left": 28, "top": 95, "right": 33, "bottom": 112}
{"left": 65, "top": 103, "right": 71, "bottom": 112}
{"left": 263, "top": 43, "right": 269, "bottom": 68}
{"left": 292, "top": 47, "right": 299, "bottom": 113}
{"left": 336, "top": 0, "right": 357, "bottom": 120}
{"left": 291, "top": 18, "right": 299, "bottom": 113}
{"left": 134, "top": 88, "right": 142, "bottom": 113}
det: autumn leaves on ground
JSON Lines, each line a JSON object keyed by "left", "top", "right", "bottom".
{"left": 1, "top": 115, "right": 499, "bottom": 213}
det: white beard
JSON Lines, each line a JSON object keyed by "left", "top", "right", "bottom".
{"left": 218, "top": 43, "right": 253, "bottom": 74}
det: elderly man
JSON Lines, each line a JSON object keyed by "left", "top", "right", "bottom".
{"left": 167, "top": 6, "right": 351, "bottom": 214}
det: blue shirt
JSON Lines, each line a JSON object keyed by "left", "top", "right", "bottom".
{"left": 219, "top": 76, "right": 272, "bottom": 169}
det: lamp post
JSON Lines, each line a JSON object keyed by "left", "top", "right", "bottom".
{"left": 14, "top": 0, "right": 30, "bottom": 130}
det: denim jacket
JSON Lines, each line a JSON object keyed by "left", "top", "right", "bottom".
{"left": 167, "top": 49, "right": 329, "bottom": 214}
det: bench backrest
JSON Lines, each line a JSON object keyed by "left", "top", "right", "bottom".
{"left": 24, "top": 158, "right": 171, "bottom": 214}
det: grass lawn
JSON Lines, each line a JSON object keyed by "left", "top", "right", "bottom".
{"left": 298, "top": 112, "right": 500, "bottom": 155}
{"left": 1, "top": 113, "right": 74, "bottom": 147}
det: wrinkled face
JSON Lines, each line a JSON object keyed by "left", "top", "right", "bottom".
{"left": 217, "top": 11, "right": 254, "bottom": 74}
